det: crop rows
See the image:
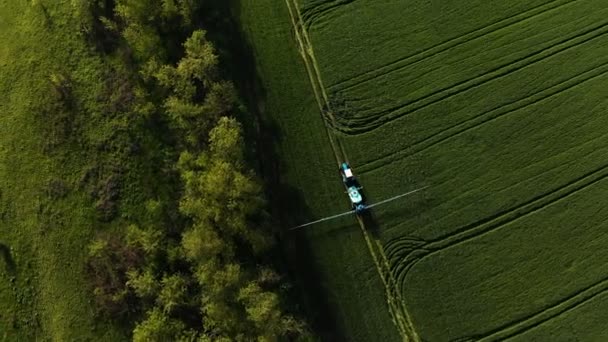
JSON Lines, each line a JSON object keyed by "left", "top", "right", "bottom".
{"left": 357, "top": 61, "right": 608, "bottom": 174}
{"left": 399, "top": 171, "right": 608, "bottom": 340}
{"left": 307, "top": 0, "right": 554, "bottom": 86}
{"left": 387, "top": 158, "right": 608, "bottom": 288}
{"left": 293, "top": 0, "right": 608, "bottom": 340}
{"left": 476, "top": 277, "right": 608, "bottom": 341}
{"left": 328, "top": 0, "right": 574, "bottom": 93}
{"left": 326, "top": 12, "right": 608, "bottom": 134}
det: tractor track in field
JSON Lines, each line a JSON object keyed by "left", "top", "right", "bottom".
{"left": 284, "top": 0, "right": 419, "bottom": 340}
{"left": 472, "top": 275, "right": 608, "bottom": 341}
{"left": 386, "top": 160, "right": 608, "bottom": 294}
{"left": 383, "top": 126, "right": 608, "bottom": 254}
{"left": 329, "top": 0, "right": 575, "bottom": 92}
{"left": 355, "top": 61, "right": 608, "bottom": 174}
{"left": 327, "top": 19, "right": 608, "bottom": 135}
{"left": 300, "top": 0, "right": 356, "bottom": 29}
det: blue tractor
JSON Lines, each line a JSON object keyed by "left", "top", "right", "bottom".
{"left": 340, "top": 162, "right": 366, "bottom": 214}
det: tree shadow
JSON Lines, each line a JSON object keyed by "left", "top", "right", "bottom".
{"left": 0, "top": 243, "right": 16, "bottom": 274}
{"left": 199, "top": 1, "right": 346, "bottom": 339}
{"left": 277, "top": 185, "right": 347, "bottom": 340}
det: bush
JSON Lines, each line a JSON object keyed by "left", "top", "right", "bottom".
{"left": 86, "top": 233, "right": 143, "bottom": 316}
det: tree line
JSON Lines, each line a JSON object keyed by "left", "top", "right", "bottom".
{"left": 78, "top": 0, "right": 310, "bottom": 340}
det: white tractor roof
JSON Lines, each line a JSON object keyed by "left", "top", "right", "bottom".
{"left": 344, "top": 168, "right": 353, "bottom": 178}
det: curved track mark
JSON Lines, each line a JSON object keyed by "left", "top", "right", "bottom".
{"left": 301, "top": 0, "right": 356, "bottom": 29}
{"left": 357, "top": 62, "right": 608, "bottom": 174}
{"left": 391, "top": 161, "right": 608, "bottom": 289}
{"left": 329, "top": 20, "right": 608, "bottom": 134}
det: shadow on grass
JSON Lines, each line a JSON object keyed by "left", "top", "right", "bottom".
{"left": 197, "top": 1, "right": 346, "bottom": 339}
{"left": 276, "top": 186, "right": 347, "bottom": 338}
{"left": 359, "top": 209, "right": 381, "bottom": 238}
{"left": 0, "top": 243, "right": 16, "bottom": 274}
{"left": 362, "top": 186, "right": 435, "bottom": 240}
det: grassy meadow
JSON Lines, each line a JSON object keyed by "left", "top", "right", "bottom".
{"left": 0, "top": 2, "right": 118, "bottom": 339}
{"left": 0, "top": 1, "right": 168, "bottom": 340}
{"left": 240, "top": 0, "right": 608, "bottom": 340}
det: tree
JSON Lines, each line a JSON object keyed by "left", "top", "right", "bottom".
{"left": 201, "top": 81, "right": 238, "bottom": 120}
{"left": 209, "top": 117, "right": 244, "bottom": 164}
{"left": 121, "top": 23, "right": 164, "bottom": 62}
{"left": 238, "top": 283, "right": 282, "bottom": 335}
{"left": 153, "top": 29, "right": 219, "bottom": 96}
{"left": 178, "top": 118, "right": 270, "bottom": 254}
{"left": 127, "top": 268, "right": 158, "bottom": 299}
{"left": 181, "top": 223, "right": 225, "bottom": 262}
{"left": 78, "top": 4, "right": 308, "bottom": 338}
{"left": 157, "top": 274, "right": 188, "bottom": 314}
{"left": 237, "top": 279, "right": 304, "bottom": 340}
{"left": 196, "top": 262, "right": 245, "bottom": 338}
{"left": 149, "top": 30, "right": 230, "bottom": 147}
{"left": 126, "top": 224, "right": 163, "bottom": 256}
{"left": 180, "top": 30, "right": 219, "bottom": 83}
{"left": 132, "top": 308, "right": 193, "bottom": 342}
{"left": 115, "top": 0, "right": 160, "bottom": 25}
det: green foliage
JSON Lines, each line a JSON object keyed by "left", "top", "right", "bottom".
{"left": 115, "top": 0, "right": 159, "bottom": 25}
{"left": 87, "top": 234, "right": 142, "bottom": 316}
{"left": 151, "top": 30, "right": 230, "bottom": 147}
{"left": 196, "top": 262, "right": 244, "bottom": 337}
{"left": 157, "top": 273, "right": 188, "bottom": 314}
{"left": 82, "top": 3, "right": 303, "bottom": 340}
{"left": 238, "top": 283, "right": 282, "bottom": 330}
{"left": 49, "top": 72, "right": 72, "bottom": 101}
{"left": 127, "top": 268, "right": 159, "bottom": 299}
{"left": 175, "top": 118, "right": 293, "bottom": 338}
{"left": 178, "top": 129, "right": 270, "bottom": 254}
{"left": 122, "top": 23, "right": 164, "bottom": 62}
{"left": 161, "top": 0, "right": 179, "bottom": 18}
{"left": 180, "top": 30, "right": 219, "bottom": 84}
{"left": 144, "top": 199, "right": 163, "bottom": 223}
{"left": 171, "top": 0, "right": 198, "bottom": 27}
{"left": 209, "top": 115, "right": 244, "bottom": 163}
{"left": 112, "top": 0, "right": 201, "bottom": 63}
{"left": 181, "top": 223, "right": 225, "bottom": 262}
{"left": 88, "top": 237, "right": 110, "bottom": 259}
{"left": 126, "top": 224, "right": 163, "bottom": 256}
{"left": 132, "top": 308, "right": 192, "bottom": 342}
{"left": 0, "top": 0, "right": 305, "bottom": 340}
{"left": 113, "top": 0, "right": 163, "bottom": 62}
{"left": 70, "top": 0, "right": 109, "bottom": 34}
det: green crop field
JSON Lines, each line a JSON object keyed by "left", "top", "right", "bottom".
{"left": 239, "top": 0, "right": 608, "bottom": 340}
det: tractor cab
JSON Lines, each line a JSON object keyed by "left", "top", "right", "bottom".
{"left": 340, "top": 162, "right": 355, "bottom": 185}
{"left": 342, "top": 163, "right": 353, "bottom": 179}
